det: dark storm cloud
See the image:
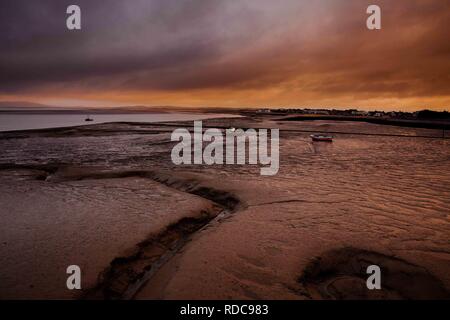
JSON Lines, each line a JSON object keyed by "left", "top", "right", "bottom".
{"left": 0, "top": 0, "right": 449, "bottom": 105}
{"left": 0, "top": 0, "right": 231, "bottom": 92}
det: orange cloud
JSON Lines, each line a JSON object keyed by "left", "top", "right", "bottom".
{"left": 0, "top": 0, "right": 449, "bottom": 111}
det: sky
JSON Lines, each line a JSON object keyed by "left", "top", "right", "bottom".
{"left": 0, "top": 0, "right": 449, "bottom": 111}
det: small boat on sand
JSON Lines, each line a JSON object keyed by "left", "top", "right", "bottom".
{"left": 310, "top": 134, "right": 333, "bottom": 142}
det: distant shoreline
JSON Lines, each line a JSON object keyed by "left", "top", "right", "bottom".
{"left": 0, "top": 112, "right": 242, "bottom": 133}
{"left": 277, "top": 114, "right": 450, "bottom": 130}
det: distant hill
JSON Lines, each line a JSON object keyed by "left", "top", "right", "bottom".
{"left": 0, "top": 101, "right": 59, "bottom": 110}
{"left": 0, "top": 101, "right": 240, "bottom": 114}
{"left": 416, "top": 110, "right": 450, "bottom": 120}
{"left": 0, "top": 101, "right": 193, "bottom": 113}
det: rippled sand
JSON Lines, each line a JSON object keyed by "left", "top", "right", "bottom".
{"left": 0, "top": 118, "right": 449, "bottom": 299}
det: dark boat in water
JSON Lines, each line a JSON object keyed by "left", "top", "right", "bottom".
{"left": 85, "top": 116, "right": 94, "bottom": 122}
{"left": 310, "top": 134, "right": 333, "bottom": 142}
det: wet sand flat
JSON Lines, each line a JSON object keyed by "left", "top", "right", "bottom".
{"left": 0, "top": 117, "right": 449, "bottom": 299}
{"left": 0, "top": 170, "right": 217, "bottom": 299}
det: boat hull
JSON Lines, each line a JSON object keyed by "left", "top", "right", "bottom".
{"left": 310, "top": 135, "right": 333, "bottom": 142}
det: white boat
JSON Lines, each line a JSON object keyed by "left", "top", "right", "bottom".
{"left": 310, "top": 134, "right": 333, "bottom": 142}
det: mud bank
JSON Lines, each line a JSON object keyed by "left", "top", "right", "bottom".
{"left": 278, "top": 115, "right": 450, "bottom": 131}
{"left": 299, "top": 247, "right": 449, "bottom": 299}
{"left": 0, "top": 165, "right": 241, "bottom": 299}
{"left": 54, "top": 168, "right": 242, "bottom": 299}
{"left": 1, "top": 118, "right": 449, "bottom": 300}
